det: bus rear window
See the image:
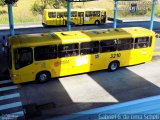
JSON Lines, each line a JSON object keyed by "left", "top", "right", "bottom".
{"left": 14, "top": 47, "right": 33, "bottom": 70}
{"left": 134, "top": 37, "right": 151, "bottom": 49}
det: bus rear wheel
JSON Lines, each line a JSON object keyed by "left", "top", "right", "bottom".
{"left": 108, "top": 61, "right": 119, "bottom": 72}
{"left": 95, "top": 20, "right": 100, "bottom": 25}
{"left": 36, "top": 71, "right": 51, "bottom": 83}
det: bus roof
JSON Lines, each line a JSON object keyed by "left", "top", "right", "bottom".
{"left": 9, "top": 27, "right": 155, "bottom": 49}
{"left": 44, "top": 8, "right": 107, "bottom": 12}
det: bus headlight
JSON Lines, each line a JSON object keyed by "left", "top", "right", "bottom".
{"left": 10, "top": 74, "right": 17, "bottom": 78}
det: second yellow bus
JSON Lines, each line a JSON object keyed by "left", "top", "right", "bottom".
{"left": 42, "top": 8, "right": 107, "bottom": 26}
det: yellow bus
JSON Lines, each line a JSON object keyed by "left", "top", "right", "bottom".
{"left": 42, "top": 8, "right": 107, "bottom": 26}
{"left": 8, "top": 27, "right": 155, "bottom": 84}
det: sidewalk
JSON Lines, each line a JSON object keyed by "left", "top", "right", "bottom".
{"left": 0, "top": 17, "right": 160, "bottom": 30}
{"left": 0, "top": 23, "right": 42, "bottom": 30}
{"left": 121, "top": 17, "right": 160, "bottom": 22}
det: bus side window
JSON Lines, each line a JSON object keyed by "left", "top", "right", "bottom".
{"left": 57, "top": 12, "right": 64, "bottom": 18}
{"left": 58, "top": 43, "right": 79, "bottom": 58}
{"left": 134, "top": 37, "right": 150, "bottom": 49}
{"left": 78, "top": 12, "right": 83, "bottom": 17}
{"left": 48, "top": 12, "right": 56, "bottom": 18}
{"left": 80, "top": 41, "right": 99, "bottom": 55}
{"left": 93, "top": 11, "right": 100, "bottom": 17}
{"left": 71, "top": 11, "right": 77, "bottom": 17}
{"left": 34, "top": 45, "right": 57, "bottom": 61}
{"left": 85, "top": 11, "right": 92, "bottom": 17}
{"left": 117, "top": 38, "right": 133, "bottom": 51}
{"left": 14, "top": 47, "right": 33, "bottom": 70}
{"left": 64, "top": 12, "right": 67, "bottom": 17}
{"left": 100, "top": 40, "right": 117, "bottom": 53}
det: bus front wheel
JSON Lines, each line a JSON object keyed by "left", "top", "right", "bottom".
{"left": 36, "top": 71, "right": 51, "bottom": 83}
{"left": 108, "top": 61, "right": 119, "bottom": 72}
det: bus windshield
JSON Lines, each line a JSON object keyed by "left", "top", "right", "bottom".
{"left": 8, "top": 49, "right": 12, "bottom": 69}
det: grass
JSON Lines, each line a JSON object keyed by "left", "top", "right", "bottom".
{"left": 0, "top": 0, "right": 159, "bottom": 25}
{"left": 0, "top": 0, "right": 41, "bottom": 25}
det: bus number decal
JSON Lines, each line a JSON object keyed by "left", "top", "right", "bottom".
{"left": 110, "top": 53, "right": 121, "bottom": 58}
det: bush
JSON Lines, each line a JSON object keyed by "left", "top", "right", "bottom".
{"left": 0, "top": 10, "right": 7, "bottom": 15}
{"left": 31, "top": 2, "right": 43, "bottom": 15}
{"left": 0, "top": 0, "right": 5, "bottom": 6}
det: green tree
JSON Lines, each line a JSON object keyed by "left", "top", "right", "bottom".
{"left": 31, "top": 0, "right": 67, "bottom": 15}
{"left": 46, "top": 0, "right": 67, "bottom": 9}
{"left": 0, "top": 0, "right": 5, "bottom": 6}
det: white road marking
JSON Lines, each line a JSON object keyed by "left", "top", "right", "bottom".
{"left": 0, "top": 93, "right": 20, "bottom": 101}
{"left": 0, "top": 86, "right": 17, "bottom": 92}
{"left": 0, "top": 80, "right": 12, "bottom": 85}
{"left": 11, "top": 111, "right": 24, "bottom": 117}
{"left": 0, "top": 102, "right": 22, "bottom": 111}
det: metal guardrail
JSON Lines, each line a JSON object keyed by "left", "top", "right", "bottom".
{"left": 52, "top": 95, "right": 160, "bottom": 120}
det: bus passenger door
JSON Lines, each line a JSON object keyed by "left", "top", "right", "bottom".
{"left": 78, "top": 12, "right": 84, "bottom": 25}
{"left": 56, "top": 12, "right": 65, "bottom": 26}
{"left": 101, "top": 11, "right": 106, "bottom": 24}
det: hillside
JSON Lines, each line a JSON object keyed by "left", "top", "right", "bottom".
{"left": 73, "top": 0, "right": 114, "bottom": 17}
{"left": 0, "top": 0, "right": 41, "bottom": 24}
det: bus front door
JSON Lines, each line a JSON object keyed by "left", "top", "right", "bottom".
{"left": 78, "top": 12, "right": 84, "bottom": 25}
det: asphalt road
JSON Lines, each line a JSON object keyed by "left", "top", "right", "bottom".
{"left": 0, "top": 20, "right": 160, "bottom": 38}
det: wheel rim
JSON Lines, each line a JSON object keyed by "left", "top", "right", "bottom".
{"left": 111, "top": 63, "right": 117, "bottom": 71}
{"left": 95, "top": 21, "right": 99, "bottom": 25}
{"left": 39, "top": 73, "right": 47, "bottom": 82}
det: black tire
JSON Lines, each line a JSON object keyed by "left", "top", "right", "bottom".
{"left": 108, "top": 61, "right": 119, "bottom": 72}
{"left": 42, "top": 23, "right": 48, "bottom": 28}
{"left": 95, "top": 20, "right": 100, "bottom": 25}
{"left": 36, "top": 71, "right": 51, "bottom": 83}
